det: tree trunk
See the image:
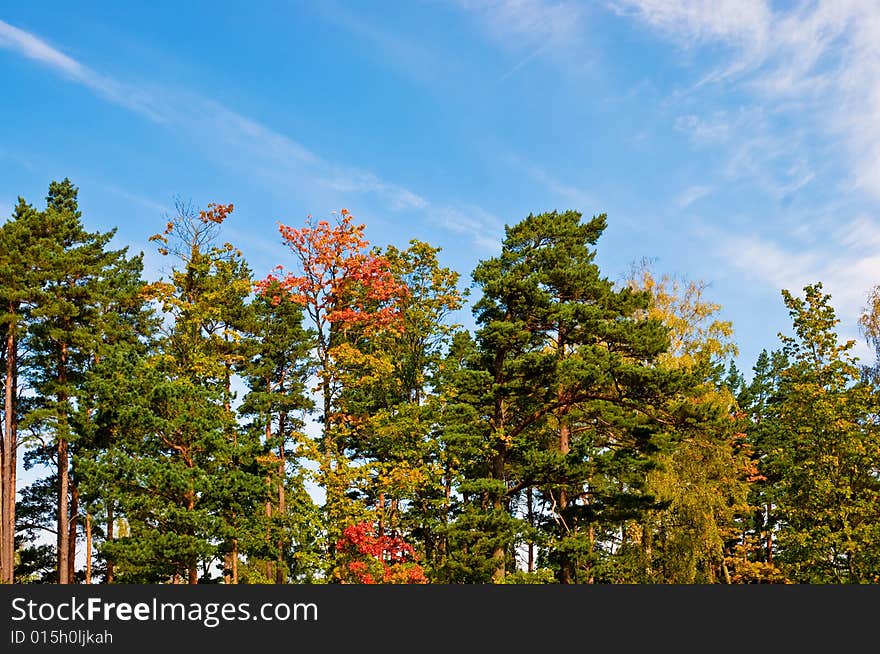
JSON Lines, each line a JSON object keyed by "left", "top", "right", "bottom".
{"left": 1, "top": 317, "right": 17, "bottom": 583}
{"left": 57, "top": 342, "right": 70, "bottom": 584}
{"left": 558, "top": 409, "right": 573, "bottom": 584}
{"left": 57, "top": 438, "right": 70, "bottom": 584}
{"left": 490, "top": 347, "right": 508, "bottom": 583}
{"left": 186, "top": 490, "right": 197, "bottom": 584}
{"left": 68, "top": 478, "right": 78, "bottom": 583}
{"left": 276, "top": 414, "right": 286, "bottom": 585}
{"left": 587, "top": 525, "right": 595, "bottom": 584}
{"left": 490, "top": 444, "right": 506, "bottom": 582}
{"left": 232, "top": 539, "right": 238, "bottom": 584}
{"left": 85, "top": 514, "right": 92, "bottom": 584}
{"left": 527, "top": 487, "right": 534, "bottom": 573}
{"left": 378, "top": 491, "right": 385, "bottom": 535}
{"left": 106, "top": 503, "right": 114, "bottom": 584}
{"left": 442, "top": 459, "right": 451, "bottom": 564}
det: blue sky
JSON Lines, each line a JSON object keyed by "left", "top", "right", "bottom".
{"left": 3, "top": 0, "right": 880, "bottom": 373}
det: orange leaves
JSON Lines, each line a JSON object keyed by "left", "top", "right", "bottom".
{"left": 260, "top": 209, "right": 408, "bottom": 334}
{"left": 200, "top": 203, "right": 234, "bottom": 225}
{"left": 153, "top": 200, "right": 236, "bottom": 262}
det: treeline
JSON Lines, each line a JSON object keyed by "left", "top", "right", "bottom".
{"left": 1, "top": 179, "right": 879, "bottom": 584}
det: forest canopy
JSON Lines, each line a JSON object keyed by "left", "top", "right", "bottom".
{"left": 2, "top": 179, "right": 880, "bottom": 585}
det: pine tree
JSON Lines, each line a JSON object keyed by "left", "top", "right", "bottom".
{"left": 468, "top": 210, "right": 681, "bottom": 582}
{"left": 0, "top": 198, "right": 42, "bottom": 583}
{"left": 238, "top": 280, "right": 317, "bottom": 583}
{"left": 766, "top": 284, "right": 880, "bottom": 582}
{"left": 20, "top": 179, "right": 148, "bottom": 584}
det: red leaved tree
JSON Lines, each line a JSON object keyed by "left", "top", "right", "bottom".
{"left": 257, "top": 209, "right": 409, "bottom": 565}
{"left": 334, "top": 521, "right": 427, "bottom": 584}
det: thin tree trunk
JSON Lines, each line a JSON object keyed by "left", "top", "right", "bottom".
{"left": 587, "top": 525, "right": 595, "bottom": 584}
{"left": 490, "top": 444, "right": 506, "bottom": 582}
{"left": 85, "top": 514, "right": 92, "bottom": 584}
{"left": 276, "top": 414, "right": 286, "bottom": 585}
{"left": 378, "top": 491, "right": 385, "bottom": 535}
{"left": 186, "top": 489, "right": 197, "bottom": 584}
{"left": 106, "top": 503, "right": 114, "bottom": 584}
{"left": 224, "top": 362, "right": 236, "bottom": 585}
{"left": 265, "top": 497, "right": 273, "bottom": 582}
{"left": 558, "top": 409, "right": 573, "bottom": 584}
{"left": 57, "top": 342, "right": 70, "bottom": 584}
{"left": 721, "top": 559, "right": 731, "bottom": 585}
{"left": 68, "top": 478, "right": 78, "bottom": 583}
{"left": 57, "top": 438, "right": 70, "bottom": 584}
{"left": 490, "top": 346, "right": 508, "bottom": 582}
{"left": 766, "top": 503, "right": 773, "bottom": 564}
{"left": 232, "top": 539, "right": 238, "bottom": 584}
{"left": 527, "top": 487, "right": 534, "bottom": 573}
{"left": 442, "top": 459, "right": 451, "bottom": 563}
{"left": 264, "top": 398, "right": 276, "bottom": 583}
{"left": 1, "top": 317, "right": 17, "bottom": 583}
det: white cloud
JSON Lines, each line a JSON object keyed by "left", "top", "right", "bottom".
{"left": 616, "top": 1, "right": 880, "bottom": 351}
{"left": 431, "top": 205, "right": 504, "bottom": 252}
{"left": 717, "top": 229, "right": 880, "bottom": 347}
{"left": 676, "top": 185, "right": 711, "bottom": 209}
{"left": 0, "top": 20, "right": 440, "bottom": 230}
{"left": 615, "top": 1, "right": 880, "bottom": 199}
{"left": 455, "top": 0, "right": 593, "bottom": 79}
{"left": 504, "top": 154, "right": 595, "bottom": 211}
{"left": 0, "top": 19, "right": 172, "bottom": 122}
{"left": 457, "top": 0, "right": 585, "bottom": 46}
{"left": 674, "top": 113, "right": 734, "bottom": 144}
{"left": 835, "top": 215, "right": 880, "bottom": 253}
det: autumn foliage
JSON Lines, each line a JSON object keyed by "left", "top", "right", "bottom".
{"left": 334, "top": 522, "right": 427, "bottom": 584}
{"left": 257, "top": 209, "right": 407, "bottom": 331}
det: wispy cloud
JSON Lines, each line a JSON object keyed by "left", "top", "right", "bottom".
{"left": 430, "top": 205, "right": 504, "bottom": 253}
{"left": 457, "top": 0, "right": 585, "bottom": 46}
{"left": 617, "top": 1, "right": 880, "bottom": 337}
{"left": 0, "top": 19, "right": 171, "bottom": 122}
{"left": 714, "top": 222, "right": 880, "bottom": 355}
{"left": 315, "top": 2, "right": 459, "bottom": 87}
{"left": 455, "top": 0, "right": 592, "bottom": 79}
{"left": 0, "top": 20, "right": 434, "bottom": 222}
{"left": 498, "top": 43, "right": 550, "bottom": 82}
{"left": 504, "top": 154, "right": 595, "bottom": 211}
{"left": 675, "top": 185, "right": 711, "bottom": 209}
{"left": 614, "top": 1, "right": 880, "bottom": 200}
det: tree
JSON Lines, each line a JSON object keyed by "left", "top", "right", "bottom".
{"left": 326, "top": 240, "right": 464, "bottom": 579}
{"left": 619, "top": 267, "right": 753, "bottom": 583}
{"left": 0, "top": 198, "right": 42, "bottom": 583}
{"left": 19, "top": 179, "right": 148, "bottom": 584}
{"left": 96, "top": 200, "right": 266, "bottom": 583}
{"left": 258, "top": 209, "right": 408, "bottom": 570}
{"left": 767, "top": 283, "right": 880, "bottom": 582}
{"left": 238, "top": 279, "right": 317, "bottom": 583}
{"left": 332, "top": 521, "right": 426, "bottom": 584}
{"left": 468, "top": 210, "right": 681, "bottom": 582}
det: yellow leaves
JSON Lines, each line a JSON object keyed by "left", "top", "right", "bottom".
{"left": 860, "top": 286, "right": 880, "bottom": 344}
{"left": 376, "top": 462, "right": 430, "bottom": 493}
{"left": 142, "top": 281, "right": 176, "bottom": 302}
{"left": 628, "top": 263, "right": 737, "bottom": 368}
{"left": 327, "top": 342, "right": 395, "bottom": 387}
